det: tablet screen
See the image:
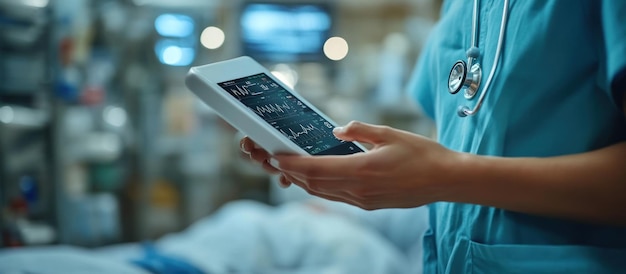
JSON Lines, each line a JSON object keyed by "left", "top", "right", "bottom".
{"left": 218, "top": 73, "right": 363, "bottom": 155}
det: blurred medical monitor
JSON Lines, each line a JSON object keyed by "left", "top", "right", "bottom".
{"left": 239, "top": 1, "right": 333, "bottom": 62}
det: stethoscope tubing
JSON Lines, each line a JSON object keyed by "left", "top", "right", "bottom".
{"left": 457, "top": 0, "right": 509, "bottom": 117}
{"left": 469, "top": 0, "right": 479, "bottom": 64}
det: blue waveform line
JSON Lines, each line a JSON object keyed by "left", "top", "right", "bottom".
{"left": 280, "top": 123, "right": 320, "bottom": 140}
{"left": 231, "top": 85, "right": 263, "bottom": 97}
{"left": 255, "top": 103, "right": 292, "bottom": 116}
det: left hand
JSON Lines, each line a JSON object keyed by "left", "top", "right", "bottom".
{"left": 273, "top": 121, "right": 463, "bottom": 210}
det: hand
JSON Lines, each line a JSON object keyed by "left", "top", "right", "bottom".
{"left": 271, "top": 121, "right": 462, "bottom": 210}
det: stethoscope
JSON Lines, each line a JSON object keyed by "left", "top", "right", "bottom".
{"left": 448, "top": 0, "right": 510, "bottom": 117}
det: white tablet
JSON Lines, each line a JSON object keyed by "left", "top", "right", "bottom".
{"left": 185, "top": 56, "right": 366, "bottom": 156}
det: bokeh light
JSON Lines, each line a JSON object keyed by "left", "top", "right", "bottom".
{"left": 323, "top": 36, "right": 349, "bottom": 61}
{"left": 200, "top": 26, "right": 225, "bottom": 50}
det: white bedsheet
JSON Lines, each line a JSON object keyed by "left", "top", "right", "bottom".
{"left": 0, "top": 200, "right": 428, "bottom": 274}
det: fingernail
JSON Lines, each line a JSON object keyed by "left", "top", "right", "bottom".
{"left": 269, "top": 158, "right": 280, "bottom": 169}
{"left": 241, "top": 142, "right": 250, "bottom": 154}
{"left": 333, "top": 126, "right": 344, "bottom": 133}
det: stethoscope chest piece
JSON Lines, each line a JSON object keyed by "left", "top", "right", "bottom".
{"left": 448, "top": 60, "right": 482, "bottom": 99}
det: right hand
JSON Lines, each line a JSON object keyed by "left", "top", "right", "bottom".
{"left": 242, "top": 121, "right": 460, "bottom": 210}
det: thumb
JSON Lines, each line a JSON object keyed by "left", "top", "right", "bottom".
{"left": 332, "top": 121, "right": 391, "bottom": 145}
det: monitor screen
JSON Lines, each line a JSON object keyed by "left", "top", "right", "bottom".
{"left": 217, "top": 73, "right": 363, "bottom": 155}
{"left": 240, "top": 2, "right": 332, "bottom": 62}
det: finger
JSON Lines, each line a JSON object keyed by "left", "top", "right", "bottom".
{"left": 284, "top": 173, "right": 340, "bottom": 195}
{"left": 240, "top": 137, "right": 254, "bottom": 154}
{"left": 261, "top": 160, "right": 281, "bottom": 174}
{"left": 283, "top": 173, "right": 306, "bottom": 187}
{"left": 284, "top": 173, "right": 356, "bottom": 193}
{"left": 241, "top": 137, "right": 266, "bottom": 154}
{"left": 333, "top": 121, "right": 393, "bottom": 144}
{"left": 278, "top": 174, "right": 291, "bottom": 188}
{"left": 281, "top": 172, "right": 343, "bottom": 191}
{"left": 274, "top": 154, "right": 369, "bottom": 179}
{"left": 250, "top": 147, "right": 271, "bottom": 165}
{"left": 285, "top": 175, "right": 362, "bottom": 207}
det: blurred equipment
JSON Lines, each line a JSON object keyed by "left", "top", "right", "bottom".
{"left": 240, "top": 2, "right": 333, "bottom": 62}
{"left": 0, "top": 0, "right": 50, "bottom": 93}
{"left": 0, "top": 0, "right": 55, "bottom": 248}
{"left": 0, "top": 0, "right": 440, "bottom": 249}
{"left": 0, "top": 0, "right": 49, "bottom": 49}
{"left": 154, "top": 13, "right": 197, "bottom": 66}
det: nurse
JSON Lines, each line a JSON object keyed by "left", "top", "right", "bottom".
{"left": 241, "top": 0, "right": 626, "bottom": 272}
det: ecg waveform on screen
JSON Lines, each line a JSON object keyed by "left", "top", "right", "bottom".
{"left": 219, "top": 73, "right": 344, "bottom": 155}
{"left": 254, "top": 103, "right": 292, "bottom": 116}
{"left": 280, "top": 124, "right": 322, "bottom": 141}
{"left": 230, "top": 84, "right": 264, "bottom": 98}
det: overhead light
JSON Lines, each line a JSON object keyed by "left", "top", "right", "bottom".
{"left": 155, "top": 14, "right": 194, "bottom": 38}
{"left": 134, "top": 0, "right": 217, "bottom": 8}
{"left": 324, "top": 36, "right": 349, "bottom": 61}
{"left": 200, "top": 26, "right": 225, "bottom": 50}
{"left": 21, "top": 0, "right": 49, "bottom": 8}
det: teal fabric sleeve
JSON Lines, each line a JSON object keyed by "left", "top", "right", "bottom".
{"left": 602, "top": 0, "right": 626, "bottom": 108}
{"left": 406, "top": 38, "right": 436, "bottom": 120}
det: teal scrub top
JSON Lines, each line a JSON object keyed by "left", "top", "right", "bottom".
{"left": 408, "top": 0, "right": 626, "bottom": 273}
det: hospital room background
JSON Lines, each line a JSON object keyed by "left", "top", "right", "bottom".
{"left": 0, "top": 0, "right": 440, "bottom": 272}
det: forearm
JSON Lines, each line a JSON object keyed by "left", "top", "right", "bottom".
{"left": 450, "top": 141, "right": 626, "bottom": 226}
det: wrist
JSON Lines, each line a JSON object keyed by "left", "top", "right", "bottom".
{"left": 439, "top": 151, "right": 486, "bottom": 204}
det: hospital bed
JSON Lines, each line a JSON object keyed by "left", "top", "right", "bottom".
{"left": 0, "top": 197, "right": 428, "bottom": 274}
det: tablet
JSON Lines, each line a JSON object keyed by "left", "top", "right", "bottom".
{"left": 185, "top": 56, "right": 366, "bottom": 156}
